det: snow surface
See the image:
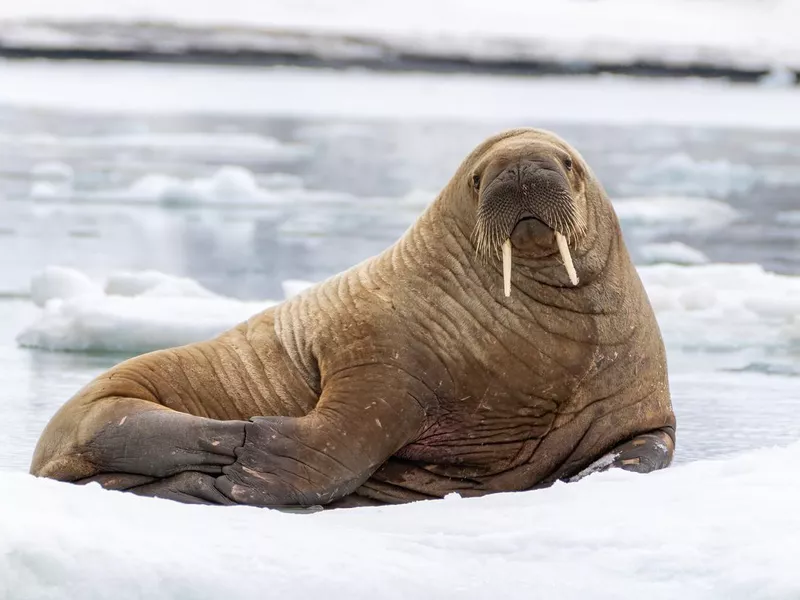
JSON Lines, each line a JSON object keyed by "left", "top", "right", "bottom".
{"left": 2, "top": 440, "right": 800, "bottom": 600}
{"left": 0, "top": 0, "right": 799, "bottom": 74}
{"left": 16, "top": 263, "right": 800, "bottom": 354}
{"left": 3, "top": 61, "right": 800, "bottom": 130}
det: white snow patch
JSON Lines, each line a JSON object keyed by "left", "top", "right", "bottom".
{"left": 29, "top": 180, "right": 69, "bottom": 199}
{"left": 3, "top": 62, "right": 800, "bottom": 130}
{"left": 639, "top": 242, "right": 709, "bottom": 266}
{"left": 640, "top": 263, "right": 800, "bottom": 351}
{"left": 29, "top": 266, "right": 102, "bottom": 308}
{"left": 104, "top": 270, "right": 219, "bottom": 299}
{"left": 30, "top": 161, "right": 74, "bottom": 181}
{"left": 613, "top": 196, "right": 739, "bottom": 230}
{"left": 1, "top": 0, "right": 799, "bottom": 73}
{"left": 622, "top": 153, "right": 760, "bottom": 197}
{"left": 17, "top": 267, "right": 276, "bottom": 353}
{"left": 3, "top": 441, "right": 800, "bottom": 599}
{"left": 121, "top": 167, "right": 273, "bottom": 206}
{"left": 566, "top": 451, "right": 620, "bottom": 483}
{"left": 16, "top": 295, "right": 272, "bottom": 353}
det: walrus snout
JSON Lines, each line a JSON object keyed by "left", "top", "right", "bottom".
{"left": 474, "top": 157, "right": 584, "bottom": 293}
{"left": 474, "top": 159, "right": 578, "bottom": 254}
{"left": 497, "top": 160, "right": 575, "bottom": 234}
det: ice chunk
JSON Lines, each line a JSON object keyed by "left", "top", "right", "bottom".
{"left": 30, "top": 161, "right": 74, "bottom": 181}
{"left": 105, "top": 271, "right": 219, "bottom": 299}
{"left": 2, "top": 440, "right": 800, "bottom": 599}
{"left": 29, "top": 266, "right": 102, "bottom": 308}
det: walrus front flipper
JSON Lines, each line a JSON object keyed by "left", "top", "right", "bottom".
{"left": 566, "top": 427, "right": 675, "bottom": 483}
{"left": 215, "top": 365, "right": 428, "bottom": 507}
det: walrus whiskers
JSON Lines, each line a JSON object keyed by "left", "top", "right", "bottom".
{"left": 556, "top": 232, "right": 579, "bottom": 286}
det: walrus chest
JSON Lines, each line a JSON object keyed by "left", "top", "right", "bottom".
{"left": 395, "top": 307, "right": 633, "bottom": 474}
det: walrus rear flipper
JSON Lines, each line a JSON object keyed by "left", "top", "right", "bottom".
{"left": 566, "top": 427, "right": 675, "bottom": 483}
{"left": 76, "top": 471, "right": 236, "bottom": 505}
{"left": 31, "top": 397, "right": 247, "bottom": 487}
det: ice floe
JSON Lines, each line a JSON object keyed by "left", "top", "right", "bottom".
{"left": 640, "top": 263, "right": 800, "bottom": 351}
{"left": 2, "top": 439, "right": 800, "bottom": 600}
{"left": 17, "top": 268, "right": 277, "bottom": 353}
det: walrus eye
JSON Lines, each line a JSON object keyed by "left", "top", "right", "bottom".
{"left": 564, "top": 157, "right": 573, "bottom": 171}
{"left": 471, "top": 173, "right": 481, "bottom": 191}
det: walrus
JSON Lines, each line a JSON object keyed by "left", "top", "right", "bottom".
{"left": 30, "top": 128, "right": 675, "bottom": 508}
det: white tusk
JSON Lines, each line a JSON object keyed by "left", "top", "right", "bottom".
{"left": 556, "top": 232, "right": 579, "bottom": 286}
{"left": 502, "top": 238, "right": 512, "bottom": 297}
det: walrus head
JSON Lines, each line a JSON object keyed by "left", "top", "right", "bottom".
{"left": 468, "top": 130, "right": 590, "bottom": 295}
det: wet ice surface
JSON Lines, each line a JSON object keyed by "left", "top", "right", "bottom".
{"left": 0, "top": 67, "right": 799, "bottom": 475}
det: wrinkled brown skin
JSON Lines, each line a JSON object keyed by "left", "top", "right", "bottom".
{"left": 30, "top": 128, "right": 675, "bottom": 508}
